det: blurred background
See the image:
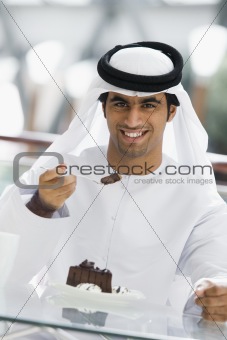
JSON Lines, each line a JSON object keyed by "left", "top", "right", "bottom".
{"left": 0, "top": 0, "right": 227, "bottom": 196}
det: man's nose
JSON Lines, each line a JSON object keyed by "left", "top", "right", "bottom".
{"left": 124, "top": 107, "right": 142, "bottom": 127}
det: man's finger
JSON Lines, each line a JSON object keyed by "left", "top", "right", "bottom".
{"left": 40, "top": 164, "right": 67, "bottom": 182}
{"left": 52, "top": 181, "right": 76, "bottom": 197}
{"left": 195, "top": 279, "right": 227, "bottom": 297}
{"left": 53, "top": 174, "right": 76, "bottom": 190}
{"left": 197, "top": 284, "right": 227, "bottom": 298}
{"left": 195, "top": 295, "right": 227, "bottom": 307}
{"left": 40, "top": 175, "right": 76, "bottom": 191}
{"left": 195, "top": 280, "right": 213, "bottom": 297}
{"left": 202, "top": 305, "right": 227, "bottom": 316}
{"left": 204, "top": 284, "right": 227, "bottom": 297}
{"left": 202, "top": 311, "right": 227, "bottom": 322}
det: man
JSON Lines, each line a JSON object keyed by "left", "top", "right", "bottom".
{"left": 0, "top": 42, "right": 227, "bottom": 322}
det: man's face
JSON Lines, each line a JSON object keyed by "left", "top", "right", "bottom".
{"left": 104, "top": 92, "right": 176, "bottom": 160}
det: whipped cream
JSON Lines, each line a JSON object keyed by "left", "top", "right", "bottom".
{"left": 75, "top": 283, "right": 144, "bottom": 299}
{"left": 76, "top": 283, "right": 102, "bottom": 292}
{"left": 112, "top": 285, "right": 145, "bottom": 299}
{"left": 112, "top": 286, "right": 129, "bottom": 294}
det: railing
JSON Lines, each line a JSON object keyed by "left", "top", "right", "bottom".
{"left": 0, "top": 131, "right": 58, "bottom": 148}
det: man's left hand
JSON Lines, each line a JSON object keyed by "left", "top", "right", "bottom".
{"left": 195, "top": 279, "right": 227, "bottom": 322}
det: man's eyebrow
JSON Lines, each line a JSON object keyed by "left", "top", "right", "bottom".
{"left": 109, "top": 95, "right": 161, "bottom": 104}
{"left": 109, "top": 95, "right": 129, "bottom": 103}
{"left": 140, "top": 96, "right": 161, "bottom": 104}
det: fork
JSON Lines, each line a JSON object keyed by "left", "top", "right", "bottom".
{"left": 40, "top": 166, "right": 103, "bottom": 185}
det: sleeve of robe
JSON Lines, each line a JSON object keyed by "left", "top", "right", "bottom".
{"left": 0, "top": 157, "right": 74, "bottom": 286}
{"left": 0, "top": 152, "right": 95, "bottom": 286}
{"left": 177, "top": 189, "right": 227, "bottom": 315}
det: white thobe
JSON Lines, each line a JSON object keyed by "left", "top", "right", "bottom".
{"left": 0, "top": 146, "right": 227, "bottom": 313}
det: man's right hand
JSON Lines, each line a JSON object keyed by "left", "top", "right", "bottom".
{"left": 38, "top": 164, "right": 76, "bottom": 210}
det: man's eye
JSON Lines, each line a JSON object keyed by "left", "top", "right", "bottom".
{"left": 115, "top": 102, "right": 127, "bottom": 107}
{"left": 143, "top": 103, "right": 155, "bottom": 108}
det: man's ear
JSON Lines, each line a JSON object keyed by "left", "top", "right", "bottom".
{"left": 102, "top": 102, "right": 106, "bottom": 118}
{"left": 167, "top": 105, "right": 177, "bottom": 122}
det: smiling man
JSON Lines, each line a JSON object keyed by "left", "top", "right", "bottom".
{"left": 101, "top": 92, "right": 177, "bottom": 174}
{"left": 0, "top": 42, "right": 227, "bottom": 324}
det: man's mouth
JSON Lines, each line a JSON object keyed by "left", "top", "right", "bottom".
{"left": 120, "top": 130, "right": 148, "bottom": 138}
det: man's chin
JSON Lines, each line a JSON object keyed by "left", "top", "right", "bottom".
{"left": 118, "top": 145, "right": 147, "bottom": 159}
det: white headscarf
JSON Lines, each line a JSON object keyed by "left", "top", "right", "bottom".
{"left": 32, "top": 45, "right": 211, "bottom": 176}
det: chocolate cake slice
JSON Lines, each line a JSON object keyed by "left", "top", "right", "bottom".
{"left": 66, "top": 260, "right": 112, "bottom": 293}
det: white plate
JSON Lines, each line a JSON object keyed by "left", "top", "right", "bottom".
{"left": 45, "top": 282, "right": 145, "bottom": 319}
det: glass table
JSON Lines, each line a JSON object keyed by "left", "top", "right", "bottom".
{"left": 0, "top": 284, "right": 227, "bottom": 340}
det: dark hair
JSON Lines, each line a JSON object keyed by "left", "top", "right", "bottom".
{"left": 98, "top": 92, "right": 109, "bottom": 104}
{"left": 98, "top": 92, "right": 179, "bottom": 120}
